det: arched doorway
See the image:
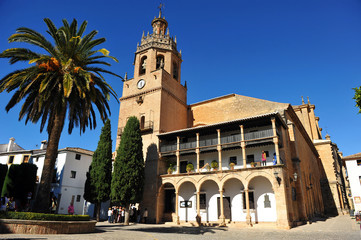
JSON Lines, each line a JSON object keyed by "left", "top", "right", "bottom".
{"left": 248, "top": 176, "right": 277, "bottom": 222}
{"left": 158, "top": 182, "right": 175, "bottom": 223}
{"left": 223, "top": 178, "right": 245, "bottom": 222}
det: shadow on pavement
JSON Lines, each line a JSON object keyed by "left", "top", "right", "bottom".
{"left": 126, "top": 226, "right": 227, "bottom": 235}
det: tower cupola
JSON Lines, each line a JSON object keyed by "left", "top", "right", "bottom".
{"left": 151, "top": 10, "right": 168, "bottom": 35}
{"left": 136, "top": 8, "right": 180, "bottom": 57}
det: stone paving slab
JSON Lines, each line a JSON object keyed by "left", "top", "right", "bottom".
{"left": 0, "top": 215, "right": 359, "bottom": 240}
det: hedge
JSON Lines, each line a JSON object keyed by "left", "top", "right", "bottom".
{"left": 0, "top": 212, "right": 90, "bottom": 221}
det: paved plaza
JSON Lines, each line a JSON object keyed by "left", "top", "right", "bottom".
{"left": 0, "top": 215, "right": 359, "bottom": 240}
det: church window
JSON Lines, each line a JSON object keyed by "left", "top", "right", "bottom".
{"left": 140, "top": 116, "right": 145, "bottom": 129}
{"left": 242, "top": 191, "right": 255, "bottom": 209}
{"left": 156, "top": 55, "right": 164, "bottom": 69}
{"left": 199, "top": 193, "right": 206, "bottom": 209}
{"left": 139, "top": 56, "right": 147, "bottom": 75}
{"left": 23, "top": 155, "right": 30, "bottom": 163}
{"left": 8, "top": 156, "right": 14, "bottom": 164}
{"left": 199, "top": 160, "right": 205, "bottom": 168}
{"left": 229, "top": 156, "right": 237, "bottom": 165}
{"left": 246, "top": 154, "right": 254, "bottom": 164}
{"left": 173, "top": 62, "right": 178, "bottom": 80}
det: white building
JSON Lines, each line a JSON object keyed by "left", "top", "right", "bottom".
{"left": 0, "top": 138, "right": 94, "bottom": 215}
{"left": 343, "top": 153, "right": 361, "bottom": 213}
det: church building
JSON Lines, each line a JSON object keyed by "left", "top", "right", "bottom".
{"left": 115, "top": 10, "right": 345, "bottom": 229}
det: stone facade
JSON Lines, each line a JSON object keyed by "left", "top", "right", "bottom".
{"left": 294, "top": 100, "right": 349, "bottom": 215}
{"left": 115, "top": 11, "right": 337, "bottom": 229}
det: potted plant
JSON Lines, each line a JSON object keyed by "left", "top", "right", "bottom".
{"left": 186, "top": 163, "right": 194, "bottom": 173}
{"left": 167, "top": 164, "right": 175, "bottom": 174}
{"left": 229, "top": 162, "right": 235, "bottom": 170}
{"left": 251, "top": 162, "right": 257, "bottom": 167}
{"left": 211, "top": 160, "right": 218, "bottom": 171}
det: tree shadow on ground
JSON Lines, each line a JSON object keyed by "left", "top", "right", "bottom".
{"left": 126, "top": 226, "right": 227, "bottom": 235}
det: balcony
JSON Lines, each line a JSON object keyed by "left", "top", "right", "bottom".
{"left": 159, "top": 128, "right": 278, "bottom": 154}
{"left": 117, "top": 120, "right": 154, "bottom": 136}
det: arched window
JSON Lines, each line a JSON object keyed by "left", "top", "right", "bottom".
{"left": 156, "top": 55, "right": 164, "bottom": 69}
{"left": 139, "top": 56, "right": 147, "bottom": 75}
{"left": 173, "top": 62, "right": 178, "bottom": 80}
{"left": 140, "top": 116, "right": 145, "bottom": 129}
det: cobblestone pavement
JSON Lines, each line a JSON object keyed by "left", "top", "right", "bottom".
{"left": 0, "top": 215, "right": 359, "bottom": 240}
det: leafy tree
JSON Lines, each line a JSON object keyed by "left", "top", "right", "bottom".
{"left": 111, "top": 116, "right": 145, "bottom": 225}
{"left": 0, "top": 164, "right": 8, "bottom": 194}
{"left": 0, "top": 19, "right": 120, "bottom": 212}
{"left": 354, "top": 87, "right": 361, "bottom": 113}
{"left": 84, "top": 119, "right": 112, "bottom": 221}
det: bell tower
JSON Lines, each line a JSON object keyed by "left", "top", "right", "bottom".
{"left": 116, "top": 9, "right": 188, "bottom": 222}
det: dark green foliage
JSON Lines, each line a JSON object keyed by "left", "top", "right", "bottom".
{"left": 353, "top": 86, "right": 361, "bottom": 113}
{"left": 111, "top": 116, "right": 145, "bottom": 205}
{"left": 84, "top": 119, "right": 112, "bottom": 204}
{"left": 0, "top": 211, "right": 90, "bottom": 221}
{"left": 1, "top": 163, "right": 37, "bottom": 201}
{"left": 0, "top": 164, "right": 8, "bottom": 194}
{"left": 1, "top": 164, "right": 19, "bottom": 197}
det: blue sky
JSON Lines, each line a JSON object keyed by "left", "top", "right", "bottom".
{"left": 0, "top": 0, "right": 360, "bottom": 156}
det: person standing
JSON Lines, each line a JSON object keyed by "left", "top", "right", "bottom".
{"left": 262, "top": 151, "right": 267, "bottom": 166}
{"left": 143, "top": 208, "right": 148, "bottom": 224}
{"left": 68, "top": 203, "right": 74, "bottom": 215}
{"left": 108, "top": 208, "right": 112, "bottom": 223}
{"left": 273, "top": 153, "right": 277, "bottom": 165}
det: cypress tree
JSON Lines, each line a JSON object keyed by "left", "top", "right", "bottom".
{"left": 84, "top": 119, "right": 112, "bottom": 221}
{"left": 0, "top": 164, "right": 8, "bottom": 194}
{"left": 111, "top": 116, "right": 145, "bottom": 225}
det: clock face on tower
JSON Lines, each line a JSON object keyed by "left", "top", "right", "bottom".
{"left": 137, "top": 79, "right": 146, "bottom": 89}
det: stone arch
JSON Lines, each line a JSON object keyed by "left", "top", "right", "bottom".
{"left": 247, "top": 175, "right": 277, "bottom": 223}
{"left": 172, "top": 61, "right": 178, "bottom": 80}
{"left": 139, "top": 56, "right": 147, "bottom": 75}
{"left": 198, "top": 175, "right": 221, "bottom": 190}
{"left": 220, "top": 174, "right": 246, "bottom": 190}
{"left": 176, "top": 177, "right": 198, "bottom": 191}
{"left": 156, "top": 54, "right": 164, "bottom": 69}
{"left": 244, "top": 171, "right": 275, "bottom": 190}
{"left": 157, "top": 182, "right": 176, "bottom": 223}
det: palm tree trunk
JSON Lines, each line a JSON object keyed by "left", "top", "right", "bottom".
{"left": 33, "top": 108, "right": 66, "bottom": 213}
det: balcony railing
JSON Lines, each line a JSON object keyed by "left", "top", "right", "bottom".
{"left": 159, "top": 128, "right": 277, "bottom": 153}
{"left": 117, "top": 121, "right": 154, "bottom": 136}
{"left": 244, "top": 129, "right": 273, "bottom": 140}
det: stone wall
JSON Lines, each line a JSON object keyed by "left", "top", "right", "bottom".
{"left": 0, "top": 219, "right": 96, "bottom": 234}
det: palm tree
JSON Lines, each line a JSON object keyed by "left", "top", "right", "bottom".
{"left": 0, "top": 18, "right": 120, "bottom": 212}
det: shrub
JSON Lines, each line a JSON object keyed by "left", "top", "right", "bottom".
{"left": 0, "top": 164, "right": 8, "bottom": 194}
{"left": 211, "top": 160, "right": 218, "bottom": 169}
{"left": 0, "top": 211, "right": 90, "bottom": 221}
{"left": 186, "top": 163, "right": 194, "bottom": 172}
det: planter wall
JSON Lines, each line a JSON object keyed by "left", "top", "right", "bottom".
{"left": 0, "top": 219, "right": 96, "bottom": 234}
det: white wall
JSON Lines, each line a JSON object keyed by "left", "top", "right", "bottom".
{"left": 178, "top": 182, "right": 197, "bottom": 221}
{"left": 249, "top": 176, "right": 277, "bottom": 222}
{"left": 56, "top": 151, "right": 92, "bottom": 215}
{"left": 346, "top": 160, "right": 361, "bottom": 212}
